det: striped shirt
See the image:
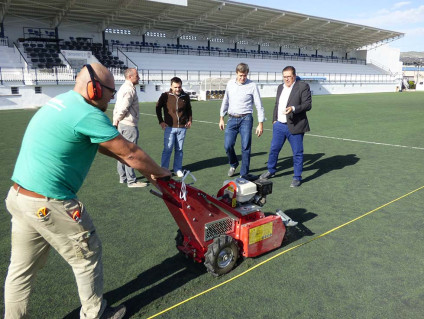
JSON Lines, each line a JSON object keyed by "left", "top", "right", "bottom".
{"left": 220, "top": 78, "right": 265, "bottom": 122}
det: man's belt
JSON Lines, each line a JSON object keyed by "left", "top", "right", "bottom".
{"left": 13, "top": 183, "right": 46, "bottom": 199}
{"left": 229, "top": 113, "right": 250, "bottom": 118}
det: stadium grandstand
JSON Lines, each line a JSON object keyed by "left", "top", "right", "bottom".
{"left": 0, "top": 0, "right": 406, "bottom": 109}
{"left": 400, "top": 53, "right": 424, "bottom": 91}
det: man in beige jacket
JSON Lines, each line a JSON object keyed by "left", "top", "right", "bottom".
{"left": 113, "top": 68, "right": 146, "bottom": 187}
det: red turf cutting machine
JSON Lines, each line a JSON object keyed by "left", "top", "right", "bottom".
{"left": 151, "top": 173, "right": 297, "bottom": 276}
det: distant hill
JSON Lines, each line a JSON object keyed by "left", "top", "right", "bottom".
{"left": 400, "top": 51, "right": 424, "bottom": 64}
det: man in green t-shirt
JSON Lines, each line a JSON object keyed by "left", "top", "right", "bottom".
{"left": 4, "top": 63, "right": 171, "bottom": 319}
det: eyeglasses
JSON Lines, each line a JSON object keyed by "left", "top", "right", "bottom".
{"left": 100, "top": 83, "right": 117, "bottom": 96}
{"left": 283, "top": 76, "right": 294, "bottom": 79}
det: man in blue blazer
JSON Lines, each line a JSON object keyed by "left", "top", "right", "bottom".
{"left": 260, "top": 66, "right": 312, "bottom": 187}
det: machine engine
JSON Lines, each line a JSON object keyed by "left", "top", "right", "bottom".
{"left": 223, "top": 178, "right": 273, "bottom": 207}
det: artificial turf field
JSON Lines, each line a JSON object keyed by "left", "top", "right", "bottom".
{"left": 1, "top": 91, "right": 424, "bottom": 319}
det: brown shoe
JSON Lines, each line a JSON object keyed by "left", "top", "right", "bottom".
{"left": 100, "top": 304, "right": 126, "bottom": 319}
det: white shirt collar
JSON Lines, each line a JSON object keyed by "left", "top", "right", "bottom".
{"left": 284, "top": 80, "right": 296, "bottom": 89}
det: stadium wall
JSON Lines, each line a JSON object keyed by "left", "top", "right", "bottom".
{"left": 0, "top": 80, "right": 400, "bottom": 111}
{"left": 367, "top": 45, "right": 402, "bottom": 77}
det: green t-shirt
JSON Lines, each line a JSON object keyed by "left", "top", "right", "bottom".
{"left": 12, "top": 90, "right": 119, "bottom": 199}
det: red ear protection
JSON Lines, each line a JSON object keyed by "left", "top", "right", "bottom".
{"left": 84, "top": 64, "right": 102, "bottom": 100}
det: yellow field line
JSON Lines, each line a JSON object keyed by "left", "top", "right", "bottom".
{"left": 147, "top": 185, "right": 424, "bottom": 318}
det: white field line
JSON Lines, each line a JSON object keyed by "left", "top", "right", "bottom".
{"left": 140, "top": 112, "right": 424, "bottom": 151}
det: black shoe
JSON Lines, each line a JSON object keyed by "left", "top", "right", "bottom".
{"left": 259, "top": 171, "right": 275, "bottom": 180}
{"left": 240, "top": 174, "right": 259, "bottom": 182}
{"left": 100, "top": 305, "right": 126, "bottom": 319}
{"left": 290, "top": 179, "right": 301, "bottom": 188}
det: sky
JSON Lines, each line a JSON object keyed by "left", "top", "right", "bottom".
{"left": 231, "top": 0, "right": 424, "bottom": 52}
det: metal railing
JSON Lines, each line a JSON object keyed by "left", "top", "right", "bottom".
{"left": 139, "top": 69, "right": 397, "bottom": 84}
{"left": 0, "top": 67, "right": 396, "bottom": 85}
{"left": 13, "top": 42, "right": 29, "bottom": 70}
{"left": 115, "top": 45, "right": 366, "bottom": 65}
{"left": 369, "top": 59, "right": 402, "bottom": 79}
{"left": 0, "top": 37, "right": 9, "bottom": 46}
{"left": 116, "top": 47, "right": 138, "bottom": 69}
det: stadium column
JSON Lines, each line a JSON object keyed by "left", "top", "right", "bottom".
{"left": 55, "top": 27, "right": 59, "bottom": 52}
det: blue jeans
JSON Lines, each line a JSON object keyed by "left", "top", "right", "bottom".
{"left": 267, "top": 121, "right": 304, "bottom": 181}
{"left": 161, "top": 127, "right": 187, "bottom": 172}
{"left": 117, "top": 123, "right": 139, "bottom": 184}
{"left": 224, "top": 114, "right": 253, "bottom": 177}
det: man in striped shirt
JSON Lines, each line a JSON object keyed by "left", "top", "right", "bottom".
{"left": 219, "top": 63, "right": 264, "bottom": 181}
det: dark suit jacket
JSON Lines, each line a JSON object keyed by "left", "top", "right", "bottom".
{"left": 272, "top": 81, "right": 312, "bottom": 134}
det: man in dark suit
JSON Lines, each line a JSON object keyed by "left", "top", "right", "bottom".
{"left": 259, "top": 66, "right": 312, "bottom": 187}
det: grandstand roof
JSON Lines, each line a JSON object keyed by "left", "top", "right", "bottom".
{"left": 1, "top": 0, "right": 404, "bottom": 52}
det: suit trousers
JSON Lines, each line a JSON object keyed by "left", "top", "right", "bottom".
{"left": 4, "top": 187, "right": 106, "bottom": 319}
{"left": 267, "top": 121, "right": 304, "bottom": 181}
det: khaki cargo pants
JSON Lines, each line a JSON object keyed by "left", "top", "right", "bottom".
{"left": 4, "top": 186, "right": 107, "bottom": 318}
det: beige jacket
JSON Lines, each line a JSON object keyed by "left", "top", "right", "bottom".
{"left": 113, "top": 80, "right": 139, "bottom": 127}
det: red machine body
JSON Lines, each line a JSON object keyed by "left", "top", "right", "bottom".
{"left": 155, "top": 177, "right": 286, "bottom": 275}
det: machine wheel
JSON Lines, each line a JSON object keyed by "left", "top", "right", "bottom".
{"left": 204, "top": 235, "right": 239, "bottom": 276}
{"left": 175, "top": 229, "right": 183, "bottom": 247}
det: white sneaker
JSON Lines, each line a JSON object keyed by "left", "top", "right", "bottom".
{"left": 128, "top": 181, "right": 148, "bottom": 188}
{"left": 228, "top": 166, "right": 236, "bottom": 177}
{"left": 176, "top": 170, "right": 184, "bottom": 178}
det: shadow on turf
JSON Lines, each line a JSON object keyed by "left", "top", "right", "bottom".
{"left": 281, "top": 208, "right": 316, "bottom": 245}
{"left": 251, "top": 153, "right": 360, "bottom": 184}
{"left": 263, "top": 208, "right": 316, "bottom": 247}
{"left": 184, "top": 152, "right": 267, "bottom": 173}
{"left": 302, "top": 153, "right": 360, "bottom": 184}
{"left": 250, "top": 152, "right": 326, "bottom": 175}
{"left": 63, "top": 253, "right": 205, "bottom": 319}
